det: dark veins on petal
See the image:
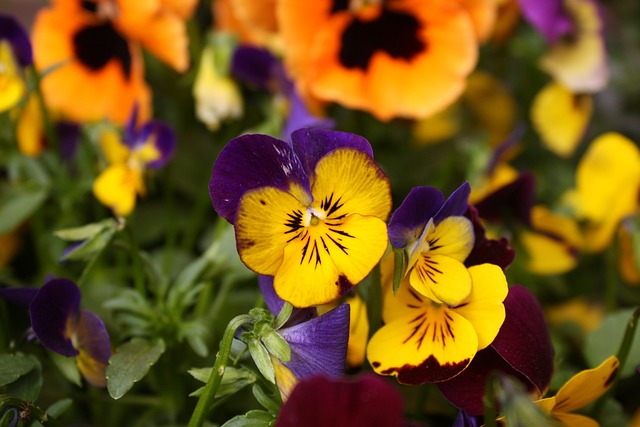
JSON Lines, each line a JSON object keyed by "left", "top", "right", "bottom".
{"left": 339, "top": 8, "right": 426, "bottom": 70}
{"left": 73, "top": 22, "right": 132, "bottom": 79}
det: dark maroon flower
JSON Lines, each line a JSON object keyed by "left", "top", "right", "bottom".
{"left": 464, "top": 205, "right": 515, "bottom": 270}
{"left": 275, "top": 374, "right": 404, "bottom": 427}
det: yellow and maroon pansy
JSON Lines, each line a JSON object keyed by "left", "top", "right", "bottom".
{"left": 566, "top": 132, "right": 640, "bottom": 252}
{"left": 214, "top": 0, "right": 280, "bottom": 51}
{"left": 367, "top": 255, "right": 508, "bottom": 385}
{"left": 388, "top": 183, "right": 474, "bottom": 306}
{"left": 536, "top": 356, "right": 619, "bottom": 426}
{"left": 277, "top": 0, "right": 493, "bottom": 121}
{"left": 210, "top": 128, "right": 392, "bottom": 308}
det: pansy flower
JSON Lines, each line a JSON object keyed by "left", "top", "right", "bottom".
{"left": 366, "top": 254, "right": 508, "bottom": 384}
{"left": 277, "top": 0, "right": 496, "bottom": 121}
{"left": 518, "top": 0, "right": 608, "bottom": 92}
{"left": 438, "top": 286, "right": 554, "bottom": 415}
{"left": 31, "top": 0, "right": 196, "bottom": 124}
{"left": 210, "top": 128, "right": 392, "bottom": 307}
{"left": 258, "top": 276, "right": 349, "bottom": 399}
{"left": 387, "top": 183, "right": 474, "bottom": 306}
{"left": 214, "top": 0, "right": 280, "bottom": 51}
{"left": 565, "top": 132, "right": 640, "bottom": 252}
{"left": 0, "top": 278, "right": 112, "bottom": 387}
{"left": 535, "top": 356, "right": 619, "bottom": 426}
{"left": 0, "top": 14, "right": 32, "bottom": 113}
{"left": 275, "top": 373, "right": 404, "bottom": 427}
{"left": 93, "top": 107, "right": 176, "bottom": 216}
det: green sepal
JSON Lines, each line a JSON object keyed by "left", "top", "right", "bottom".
{"left": 393, "top": 248, "right": 406, "bottom": 295}
{"left": 247, "top": 338, "right": 275, "bottom": 384}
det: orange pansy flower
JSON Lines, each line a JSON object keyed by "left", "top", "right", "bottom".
{"left": 278, "top": 0, "right": 495, "bottom": 121}
{"left": 32, "top": 0, "right": 196, "bottom": 125}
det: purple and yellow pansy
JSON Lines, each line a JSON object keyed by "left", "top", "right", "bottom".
{"left": 366, "top": 254, "right": 508, "bottom": 385}
{"left": 0, "top": 14, "right": 32, "bottom": 113}
{"left": 0, "top": 278, "right": 112, "bottom": 387}
{"left": 93, "top": 106, "right": 176, "bottom": 217}
{"left": 387, "top": 183, "right": 474, "bottom": 306}
{"left": 210, "top": 128, "right": 392, "bottom": 308}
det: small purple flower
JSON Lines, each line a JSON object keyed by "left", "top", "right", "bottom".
{"left": 123, "top": 105, "right": 176, "bottom": 169}
{"left": 516, "top": 0, "right": 575, "bottom": 44}
{"left": 437, "top": 286, "right": 554, "bottom": 415}
{"left": 275, "top": 373, "right": 404, "bottom": 427}
{"left": 258, "top": 276, "right": 349, "bottom": 386}
{"left": 0, "top": 278, "right": 112, "bottom": 387}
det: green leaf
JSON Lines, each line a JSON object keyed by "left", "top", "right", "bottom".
{"left": 0, "top": 185, "right": 48, "bottom": 234}
{"left": 261, "top": 330, "right": 290, "bottom": 364}
{"left": 53, "top": 218, "right": 117, "bottom": 241}
{"left": 106, "top": 338, "right": 166, "bottom": 399}
{"left": 248, "top": 339, "right": 275, "bottom": 384}
{"left": 220, "top": 410, "right": 275, "bottom": 427}
{"left": 7, "top": 355, "right": 42, "bottom": 401}
{"left": 0, "top": 354, "right": 36, "bottom": 387}
{"left": 273, "top": 302, "right": 293, "bottom": 330}
{"left": 46, "top": 398, "right": 73, "bottom": 418}
{"left": 188, "top": 366, "right": 256, "bottom": 398}
{"left": 252, "top": 384, "right": 281, "bottom": 413}
{"left": 49, "top": 352, "right": 82, "bottom": 387}
{"left": 585, "top": 308, "right": 640, "bottom": 378}
{"left": 60, "top": 227, "right": 116, "bottom": 261}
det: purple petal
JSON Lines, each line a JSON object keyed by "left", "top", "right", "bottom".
{"left": 474, "top": 171, "right": 536, "bottom": 227}
{"left": 137, "top": 120, "right": 176, "bottom": 169}
{"left": 210, "top": 133, "right": 310, "bottom": 223}
{"left": 123, "top": 104, "right": 139, "bottom": 147}
{"left": 0, "top": 287, "right": 39, "bottom": 308}
{"left": 1, "top": 408, "right": 18, "bottom": 427}
{"left": 290, "top": 128, "right": 374, "bottom": 179}
{"left": 278, "top": 304, "right": 350, "bottom": 379}
{"left": 0, "top": 14, "right": 32, "bottom": 66}
{"left": 387, "top": 187, "right": 444, "bottom": 249}
{"left": 452, "top": 411, "right": 481, "bottom": 427}
{"left": 516, "top": 0, "right": 575, "bottom": 44}
{"left": 282, "top": 91, "right": 335, "bottom": 143}
{"left": 75, "top": 310, "right": 111, "bottom": 387}
{"left": 29, "top": 278, "right": 81, "bottom": 357}
{"left": 275, "top": 373, "right": 404, "bottom": 427}
{"left": 231, "top": 45, "right": 278, "bottom": 91}
{"left": 258, "top": 275, "right": 317, "bottom": 326}
{"left": 438, "top": 286, "right": 553, "bottom": 415}
{"left": 464, "top": 206, "right": 515, "bottom": 270}
{"left": 433, "top": 182, "right": 471, "bottom": 223}
{"left": 487, "top": 125, "right": 526, "bottom": 176}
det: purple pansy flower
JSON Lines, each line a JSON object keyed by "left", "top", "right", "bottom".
{"left": 231, "top": 45, "right": 334, "bottom": 141}
{"left": 275, "top": 373, "right": 404, "bottom": 427}
{"left": 0, "top": 278, "right": 112, "bottom": 387}
{"left": 210, "top": 128, "right": 392, "bottom": 308}
{"left": 387, "top": 183, "right": 474, "bottom": 306}
{"left": 258, "top": 276, "right": 349, "bottom": 398}
{"left": 437, "top": 286, "right": 554, "bottom": 415}
{"left": 516, "top": 0, "right": 575, "bottom": 44}
{"left": 0, "top": 14, "right": 32, "bottom": 113}
{"left": 123, "top": 105, "right": 176, "bottom": 169}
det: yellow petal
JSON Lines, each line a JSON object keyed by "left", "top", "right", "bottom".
{"left": 274, "top": 213, "right": 388, "bottom": 307}
{"left": 428, "top": 216, "right": 475, "bottom": 261}
{"left": 345, "top": 292, "right": 369, "bottom": 367}
{"left": 409, "top": 253, "right": 472, "bottom": 306}
{"left": 451, "top": 264, "right": 507, "bottom": 350}
{"left": 99, "top": 130, "right": 130, "bottom": 165}
{"left": 531, "top": 82, "right": 592, "bottom": 157}
{"left": 310, "top": 148, "right": 392, "bottom": 222}
{"left": 553, "top": 356, "right": 619, "bottom": 414}
{"left": 271, "top": 355, "right": 298, "bottom": 401}
{"left": 235, "top": 186, "right": 308, "bottom": 276}
{"left": 92, "top": 165, "right": 142, "bottom": 217}
{"left": 469, "top": 162, "right": 519, "bottom": 205}
{"left": 521, "top": 231, "right": 579, "bottom": 275}
{"left": 0, "top": 41, "right": 26, "bottom": 112}
{"left": 17, "top": 95, "right": 45, "bottom": 157}
{"left": 554, "top": 413, "right": 601, "bottom": 427}
{"left": 367, "top": 305, "right": 478, "bottom": 384}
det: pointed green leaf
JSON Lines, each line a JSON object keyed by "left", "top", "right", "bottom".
{"left": 49, "top": 352, "right": 81, "bottom": 386}
{"left": 53, "top": 218, "right": 117, "bottom": 241}
{"left": 393, "top": 248, "right": 405, "bottom": 295}
{"left": 106, "top": 338, "right": 166, "bottom": 399}
{"left": 248, "top": 339, "right": 275, "bottom": 384}
{"left": 188, "top": 366, "right": 256, "bottom": 397}
{"left": 221, "top": 410, "right": 275, "bottom": 427}
{"left": 0, "top": 186, "right": 48, "bottom": 234}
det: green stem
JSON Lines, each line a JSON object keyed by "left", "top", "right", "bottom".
{"left": 592, "top": 306, "right": 640, "bottom": 418}
{"left": 483, "top": 376, "right": 498, "bottom": 427}
{"left": 367, "top": 262, "right": 382, "bottom": 339}
{"left": 605, "top": 247, "right": 619, "bottom": 312}
{"left": 126, "top": 225, "right": 146, "bottom": 295}
{"left": 187, "top": 314, "right": 254, "bottom": 427}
